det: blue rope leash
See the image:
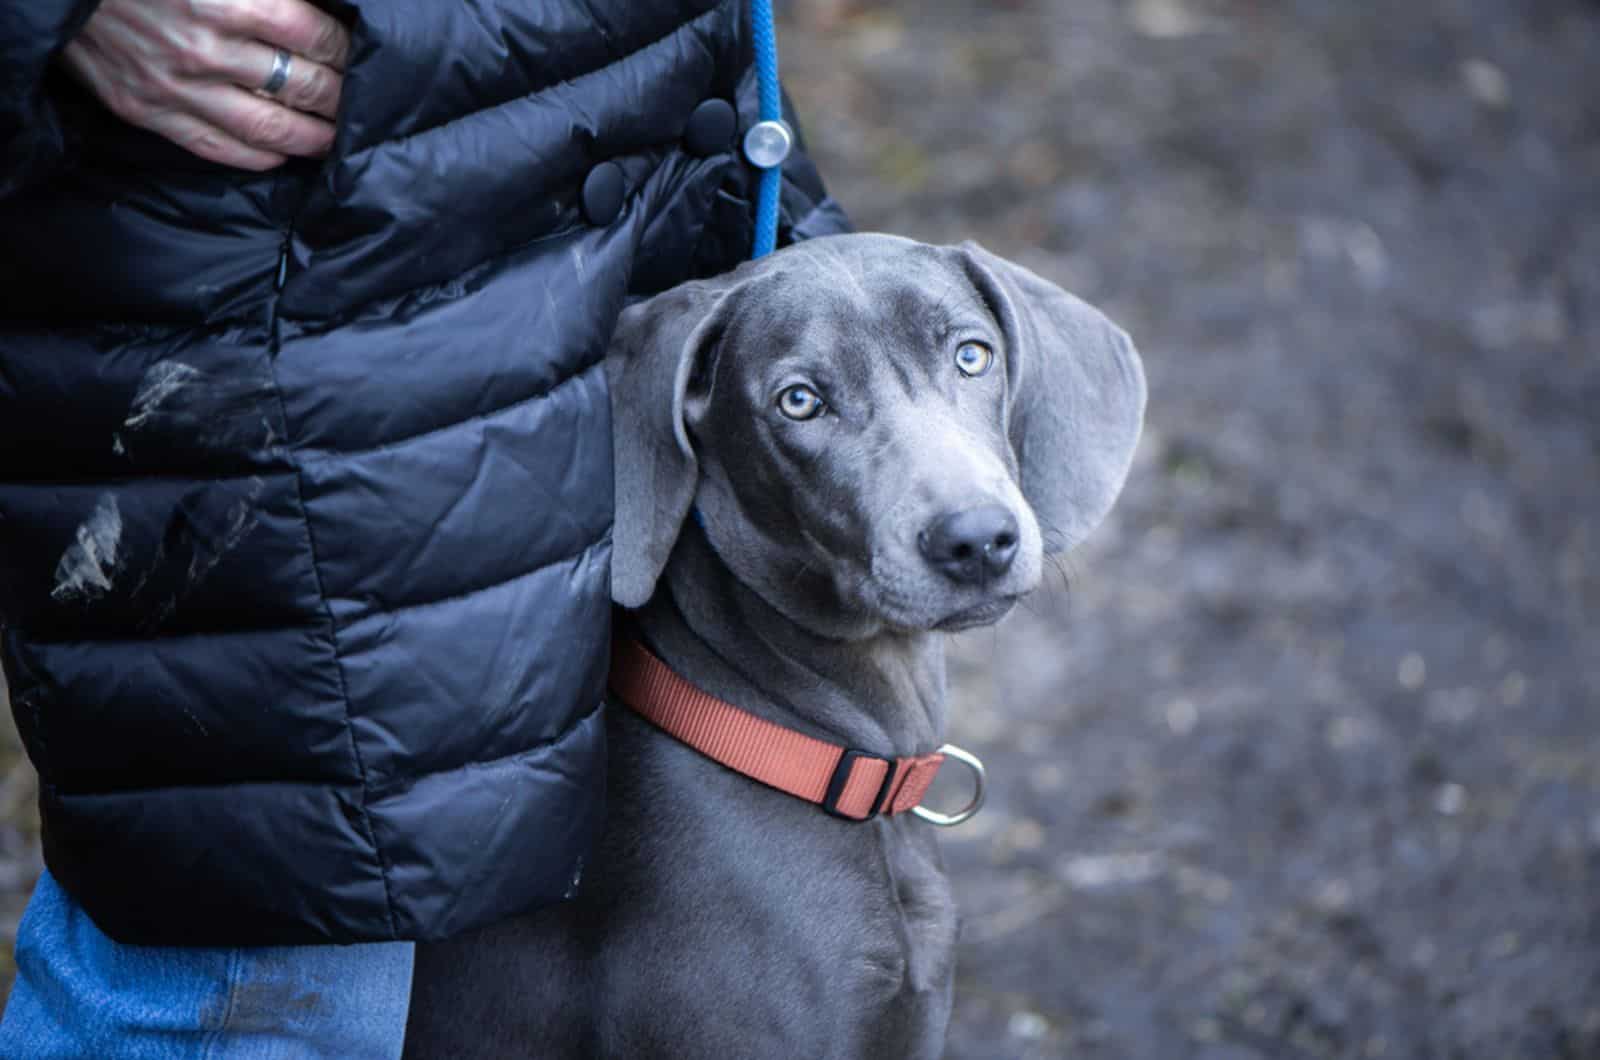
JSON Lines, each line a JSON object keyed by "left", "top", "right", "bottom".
{"left": 749, "top": 0, "right": 784, "bottom": 259}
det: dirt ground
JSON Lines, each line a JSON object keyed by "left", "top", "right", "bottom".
{"left": 776, "top": 0, "right": 1600, "bottom": 1056}
{"left": 2, "top": 1, "right": 1597, "bottom": 1057}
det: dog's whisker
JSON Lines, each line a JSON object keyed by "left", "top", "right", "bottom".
{"left": 1045, "top": 554, "right": 1075, "bottom": 598}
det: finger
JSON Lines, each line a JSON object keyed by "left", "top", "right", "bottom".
{"left": 209, "top": 0, "right": 353, "bottom": 71}
{"left": 63, "top": 36, "right": 286, "bottom": 170}
{"left": 141, "top": 109, "right": 288, "bottom": 171}
{"left": 226, "top": 38, "right": 342, "bottom": 119}
{"left": 175, "top": 80, "right": 336, "bottom": 158}
{"left": 60, "top": 38, "right": 123, "bottom": 113}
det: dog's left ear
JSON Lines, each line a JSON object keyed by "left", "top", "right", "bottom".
{"left": 606, "top": 275, "right": 741, "bottom": 608}
{"left": 957, "top": 241, "right": 1147, "bottom": 553}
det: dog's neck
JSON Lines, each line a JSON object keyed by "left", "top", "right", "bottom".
{"left": 628, "top": 523, "right": 950, "bottom": 757}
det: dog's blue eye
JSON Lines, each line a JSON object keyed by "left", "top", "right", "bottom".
{"left": 777, "top": 385, "right": 825, "bottom": 421}
{"left": 955, "top": 341, "right": 994, "bottom": 378}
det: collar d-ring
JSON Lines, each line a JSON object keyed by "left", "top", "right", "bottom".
{"left": 911, "top": 743, "right": 987, "bottom": 827}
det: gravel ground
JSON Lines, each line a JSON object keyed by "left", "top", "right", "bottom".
{"left": 3, "top": 1, "right": 1598, "bottom": 1057}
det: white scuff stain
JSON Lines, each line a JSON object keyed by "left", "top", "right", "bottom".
{"left": 116, "top": 361, "right": 280, "bottom": 456}
{"left": 124, "top": 517, "right": 169, "bottom": 605}
{"left": 569, "top": 244, "right": 587, "bottom": 284}
{"left": 51, "top": 493, "right": 124, "bottom": 603}
{"left": 137, "top": 477, "right": 266, "bottom": 633}
{"left": 123, "top": 362, "right": 202, "bottom": 432}
{"left": 563, "top": 855, "right": 586, "bottom": 899}
{"left": 182, "top": 479, "right": 264, "bottom": 589}
{"left": 115, "top": 361, "right": 203, "bottom": 455}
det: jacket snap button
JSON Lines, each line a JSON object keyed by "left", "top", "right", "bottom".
{"left": 684, "top": 98, "right": 736, "bottom": 157}
{"left": 581, "top": 162, "right": 625, "bottom": 226}
{"left": 743, "top": 120, "right": 793, "bottom": 169}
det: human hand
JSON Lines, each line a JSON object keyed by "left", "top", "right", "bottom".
{"left": 61, "top": 0, "right": 352, "bottom": 171}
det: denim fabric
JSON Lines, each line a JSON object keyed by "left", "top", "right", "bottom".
{"left": 0, "top": 871, "right": 414, "bottom": 1059}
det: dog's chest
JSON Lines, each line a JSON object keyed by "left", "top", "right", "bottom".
{"left": 876, "top": 820, "right": 960, "bottom": 994}
{"left": 613, "top": 756, "right": 961, "bottom": 1057}
{"left": 674, "top": 825, "right": 958, "bottom": 1059}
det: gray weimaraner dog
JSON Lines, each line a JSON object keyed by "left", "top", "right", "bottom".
{"left": 404, "top": 233, "right": 1145, "bottom": 1058}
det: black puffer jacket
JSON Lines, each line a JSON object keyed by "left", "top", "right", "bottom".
{"left": 0, "top": 0, "right": 846, "bottom": 945}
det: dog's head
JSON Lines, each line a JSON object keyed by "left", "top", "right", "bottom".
{"left": 607, "top": 233, "right": 1145, "bottom": 639}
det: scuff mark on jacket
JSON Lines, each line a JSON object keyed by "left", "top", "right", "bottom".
{"left": 128, "top": 477, "right": 267, "bottom": 633}
{"left": 50, "top": 493, "right": 124, "bottom": 603}
{"left": 114, "top": 359, "right": 280, "bottom": 459}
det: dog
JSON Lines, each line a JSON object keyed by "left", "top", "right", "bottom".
{"left": 403, "top": 233, "right": 1145, "bottom": 1058}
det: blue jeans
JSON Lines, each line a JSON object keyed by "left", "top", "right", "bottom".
{"left": 0, "top": 870, "right": 414, "bottom": 1059}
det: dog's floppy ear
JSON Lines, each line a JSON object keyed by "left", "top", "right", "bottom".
{"left": 606, "top": 277, "right": 739, "bottom": 608}
{"left": 958, "top": 241, "right": 1147, "bottom": 553}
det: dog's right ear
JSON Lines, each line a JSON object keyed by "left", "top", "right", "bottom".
{"left": 606, "top": 277, "right": 739, "bottom": 608}
{"left": 956, "top": 242, "right": 1146, "bottom": 555}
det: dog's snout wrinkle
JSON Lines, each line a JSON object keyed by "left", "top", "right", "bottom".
{"left": 917, "top": 504, "right": 1020, "bottom": 584}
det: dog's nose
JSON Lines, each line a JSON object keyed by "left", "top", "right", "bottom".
{"left": 918, "top": 505, "right": 1020, "bottom": 584}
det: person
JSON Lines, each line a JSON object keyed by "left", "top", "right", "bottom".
{"left": 0, "top": 0, "right": 847, "bottom": 1054}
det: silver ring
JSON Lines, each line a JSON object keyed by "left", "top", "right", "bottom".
{"left": 912, "top": 743, "right": 987, "bottom": 827}
{"left": 262, "top": 48, "right": 292, "bottom": 96}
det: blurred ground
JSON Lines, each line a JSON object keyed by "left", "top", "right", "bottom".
{"left": 2, "top": 0, "right": 1598, "bottom": 1056}
{"left": 775, "top": 0, "right": 1600, "bottom": 1056}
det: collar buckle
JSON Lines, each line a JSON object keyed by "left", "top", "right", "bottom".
{"left": 822, "top": 749, "right": 897, "bottom": 822}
